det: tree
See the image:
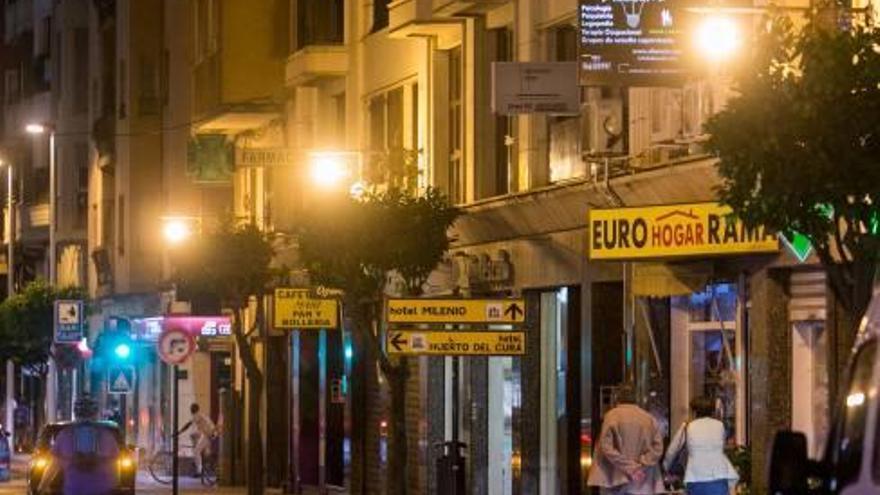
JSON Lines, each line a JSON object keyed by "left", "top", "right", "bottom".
{"left": 0, "top": 280, "right": 87, "bottom": 433}
{"left": 172, "top": 222, "right": 276, "bottom": 495}
{"left": 706, "top": 15, "right": 880, "bottom": 335}
{"left": 298, "top": 187, "right": 459, "bottom": 495}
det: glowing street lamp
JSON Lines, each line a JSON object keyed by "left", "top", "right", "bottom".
{"left": 309, "top": 152, "right": 352, "bottom": 188}
{"left": 25, "top": 123, "right": 48, "bottom": 135}
{"left": 162, "top": 217, "right": 193, "bottom": 246}
{"left": 694, "top": 14, "right": 741, "bottom": 61}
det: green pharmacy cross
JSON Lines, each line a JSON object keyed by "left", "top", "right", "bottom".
{"left": 781, "top": 232, "right": 814, "bottom": 263}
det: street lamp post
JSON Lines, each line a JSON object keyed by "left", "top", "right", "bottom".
{"left": 26, "top": 123, "right": 57, "bottom": 423}
{"left": 3, "top": 161, "right": 14, "bottom": 451}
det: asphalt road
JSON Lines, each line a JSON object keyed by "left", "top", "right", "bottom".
{"left": 0, "top": 472, "right": 247, "bottom": 494}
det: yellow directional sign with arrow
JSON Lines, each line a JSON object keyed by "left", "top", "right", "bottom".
{"left": 386, "top": 299, "right": 526, "bottom": 325}
{"left": 386, "top": 330, "right": 526, "bottom": 356}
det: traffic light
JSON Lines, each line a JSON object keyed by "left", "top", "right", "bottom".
{"left": 113, "top": 341, "right": 132, "bottom": 360}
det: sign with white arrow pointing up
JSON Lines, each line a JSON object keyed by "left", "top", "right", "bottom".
{"left": 386, "top": 299, "right": 526, "bottom": 325}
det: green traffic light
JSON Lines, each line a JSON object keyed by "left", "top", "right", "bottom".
{"left": 114, "top": 343, "right": 131, "bottom": 360}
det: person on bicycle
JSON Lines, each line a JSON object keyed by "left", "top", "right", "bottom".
{"left": 179, "top": 403, "right": 216, "bottom": 477}
{"left": 44, "top": 395, "right": 121, "bottom": 495}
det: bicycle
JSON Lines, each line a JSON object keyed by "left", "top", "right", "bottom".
{"left": 149, "top": 436, "right": 218, "bottom": 486}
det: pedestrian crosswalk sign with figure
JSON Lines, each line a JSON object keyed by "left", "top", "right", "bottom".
{"left": 108, "top": 367, "right": 135, "bottom": 394}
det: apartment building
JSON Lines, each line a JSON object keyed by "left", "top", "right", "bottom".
{"left": 276, "top": 1, "right": 845, "bottom": 494}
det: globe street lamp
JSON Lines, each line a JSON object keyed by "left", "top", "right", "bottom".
{"left": 693, "top": 14, "right": 741, "bottom": 62}
{"left": 308, "top": 151, "right": 354, "bottom": 189}
{"left": 162, "top": 217, "right": 194, "bottom": 246}
{"left": 24, "top": 122, "right": 56, "bottom": 284}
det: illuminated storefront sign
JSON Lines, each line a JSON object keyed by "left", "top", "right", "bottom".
{"left": 133, "top": 316, "right": 232, "bottom": 341}
{"left": 578, "top": 0, "right": 690, "bottom": 85}
{"left": 587, "top": 203, "right": 779, "bottom": 260}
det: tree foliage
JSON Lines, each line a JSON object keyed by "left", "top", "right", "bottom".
{"left": 0, "top": 280, "right": 86, "bottom": 373}
{"left": 173, "top": 221, "right": 277, "bottom": 310}
{"left": 706, "top": 15, "right": 880, "bottom": 322}
{"left": 299, "top": 187, "right": 460, "bottom": 299}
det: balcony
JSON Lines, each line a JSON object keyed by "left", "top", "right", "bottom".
{"left": 285, "top": 46, "right": 349, "bottom": 87}
{"left": 432, "top": 0, "right": 510, "bottom": 16}
{"left": 192, "top": 0, "right": 286, "bottom": 133}
{"left": 388, "top": 0, "right": 464, "bottom": 44}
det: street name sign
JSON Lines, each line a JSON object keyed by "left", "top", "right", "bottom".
{"left": 386, "top": 299, "right": 526, "bottom": 325}
{"left": 108, "top": 367, "right": 136, "bottom": 394}
{"left": 54, "top": 300, "right": 85, "bottom": 344}
{"left": 275, "top": 288, "right": 339, "bottom": 329}
{"left": 386, "top": 331, "right": 526, "bottom": 356}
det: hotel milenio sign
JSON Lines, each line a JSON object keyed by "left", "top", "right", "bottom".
{"left": 587, "top": 202, "right": 780, "bottom": 260}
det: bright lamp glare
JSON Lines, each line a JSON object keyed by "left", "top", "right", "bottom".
{"left": 846, "top": 392, "right": 866, "bottom": 408}
{"left": 310, "top": 154, "right": 349, "bottom": 188}
{"left": 25, "top": 123, "right": 47, "bottom": 134}
{"left": 163, "top": 219, "right": 191, "bottom": 245}
{"left": 695, "top": 16, "right": 740, "bottom": 60}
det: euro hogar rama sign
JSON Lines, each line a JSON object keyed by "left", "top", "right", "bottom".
{"left": 587, "top": 203, "right": 779, "bottom": 260}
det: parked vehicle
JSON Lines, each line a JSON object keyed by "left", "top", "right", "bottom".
{"left": 0, "top": 427, "right": 10, "bottom": 481}
{"left": 28, "top": 421, "right": 136, "bottom": 495}
{"left": 770, "top": 282, "right": 880, "bottom": 494}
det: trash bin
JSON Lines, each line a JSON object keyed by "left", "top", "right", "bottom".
{"left": 435, "top": 442, "right": 465, "bottom": 495}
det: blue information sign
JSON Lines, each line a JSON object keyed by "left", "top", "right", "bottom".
{"left": 54, "top": 300, "right": 85, "bottom": 344}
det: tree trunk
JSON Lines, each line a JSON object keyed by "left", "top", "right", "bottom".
{"left": 35, "top": 368, "right": 47, "bottom": 443}
{"left": 387, "top": 360, "right": 410, "bottom": 495}
{"left": 348, "top": 305, "right": 370, "bottom": 495}
{"left": 232, "top": 307, "right": 265, "bottom": 495}
{"left": 247, "top": 373, "right": 265, "bottom": 495}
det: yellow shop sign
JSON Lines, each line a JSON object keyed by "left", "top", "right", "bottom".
{"left": 587, "top": 203, "right": 779, "bottom": 260}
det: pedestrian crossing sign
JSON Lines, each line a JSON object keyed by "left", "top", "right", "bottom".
{"left": 108, "top": 367, "right": 135, "bottom": 394}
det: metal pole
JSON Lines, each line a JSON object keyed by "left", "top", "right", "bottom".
{"left": 450, "top": 355, "right": 460, "bottom": 495}
{"left": 48, "top": 130, "right": 56, "bottom": 285}
{"left": 172, "top": 365, "right": 179, "bottom": 495}
{"left": 292, "top": 330, "right": 300, "bottom": 494}
{"left": 4, "top": 361, "right": 13, "bottom": 450}
{"left": 319, "top": 329, "right": 327, "bottom": 494}
{"left": 5, "top": 164, "right": 14, "bottom": 449}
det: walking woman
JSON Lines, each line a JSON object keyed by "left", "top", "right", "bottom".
{"left": 663, "top": 396, "right": 739, "bottom": 495}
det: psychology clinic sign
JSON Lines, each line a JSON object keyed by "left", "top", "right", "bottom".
{"left": 587, "top": 203, "right": 779, "bottom": 260}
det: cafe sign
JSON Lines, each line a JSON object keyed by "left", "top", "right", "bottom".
{"left": 587, "top": 203, "right": 779, "bottom": 260}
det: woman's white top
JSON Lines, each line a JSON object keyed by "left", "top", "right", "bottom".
{"left": 663, "top": 417, "right": 740, "bottom": 484}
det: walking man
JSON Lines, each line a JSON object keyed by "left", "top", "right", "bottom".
{"left": 588, "top": 385, "right": 664, "bottom": 495}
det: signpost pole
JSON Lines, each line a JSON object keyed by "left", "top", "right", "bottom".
{"left": 450, "top": 354, "right": 460, "bottom": 495}
{"left": 172, "top": 364, "right": 179, "bottom": 495}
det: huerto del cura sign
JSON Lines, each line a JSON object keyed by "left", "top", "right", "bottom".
{"left": 587, "top": 202, "right": 779, "bottom": 260}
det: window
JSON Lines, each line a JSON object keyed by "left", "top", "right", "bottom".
{"left": 73, "top": 29, "right": 89, "bottom": 113}
{"left": 118, "top": 59, "right": 127, "bottom": 119}
{"left": 547, "top": 24, "right": 583, "bottom": 183}
{"left": 367, "top": 85, "right": 417, "bottom": 187}
{"left": 4, "top": 69, "right": 20, "bottom": 105}
{"left": 491, "top": 27, "right": 516, "bottom": 196}
{"left": 138, "top": 55, "right": 158, "bottom": 115}
{"left": 448, "top": 47, "right": 464, "bottom": 203}
{"left": 117, "top": 195, "right": 125, "bottom": 256}
{"left": 195, "top": 0, "right": 219, "bottom": 62}
{"left": 295, "top": 0, "right": 344, "bottom": 50}
{"left": 835, "top": 340, "right": 877, "bottom": 487}
{"left": 372, "top": 0, "right": 390, "bottom": 33}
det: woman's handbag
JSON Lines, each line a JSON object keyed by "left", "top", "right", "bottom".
{"left": 667, "top": 422, "right": 689, "bottom": 479}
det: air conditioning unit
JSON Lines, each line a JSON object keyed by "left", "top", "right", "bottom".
{"left": 581, "top": 99, "right": 624, "bottom": 156}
